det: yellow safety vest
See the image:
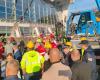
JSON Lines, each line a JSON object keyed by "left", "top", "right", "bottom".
{"left": 21, "top": 50, "right": 45, "bottom": 73}
{"left": 81, "top": 48, "right": 85, "bottom": 61}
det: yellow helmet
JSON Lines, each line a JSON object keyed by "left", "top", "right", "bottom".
{"left": 27, "top": 41, "right": 34, "bottom": 49}
{"left": 80, "top": 37, "right": 87, "bottom": 41}
{"left": 66, "top": 42, "right": 72, "bottom": 47}
{"left": 44, "top": 41, "right": 51, "bottom": 49}
{"left": 96, "top": 17, "right": 100, "bottom": 22}
{"left": 37, "top": 38, "right": 42, "bottom": 43}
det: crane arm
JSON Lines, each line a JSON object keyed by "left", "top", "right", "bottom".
{"left": 95, "top": 0, "right": 100, "bottom": 11}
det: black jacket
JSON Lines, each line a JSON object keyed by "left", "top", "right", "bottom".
{"left": 80, "top": 46, "right": 96, "bottom": 71}
{"left": 71, "top": 60, "right": 92, "bottom": 80}
{"left": 80, "top": 46, "right": 95, "bottom": 62}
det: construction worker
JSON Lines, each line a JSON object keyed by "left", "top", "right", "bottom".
{"left": 65, "top": 41, "right": 73, "bottom": 47}
{"left": 80, "top": 37, "right": 87, "bottom": 41}
{"left": 44, "top": 39, "right": 52, "bottom": 51}
{"left": 21, "top": 40, "right": 45, "bottom": 80}
{"left": 79, "top": 37, "right": 87, "bottom": 60}
{"left": 61, "top": 41, "right": 73, "bottom": 66}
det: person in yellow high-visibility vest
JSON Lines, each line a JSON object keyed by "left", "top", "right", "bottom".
{"left": 80, "top": 37, "right": 87, "bottom": 61}
{"left": 21, "top": 40, "right": 45, "bottom": 80}
{"left": 79, "top": 40, "right": 97, "bottom": 80}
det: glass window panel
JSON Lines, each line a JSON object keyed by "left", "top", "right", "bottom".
{"left": 20, "top": 27, "right": 30, "bottom": 36}
{"left": 6, "top": 1, "right": 13, "bottom": 8}
{"left": 0, "top": 5, "right": 5, "bottom": 12}
{"left": 7, "top": 13, "right": 13, "bottom": 19}
{"left": 0, "top": 0, "right": 5, "bottom": 6}
{"left": 16, "top": 0, "right": 22, "bottom": 6}
{"left": 23, "top": 0, "right": 28, "bottom": 13}
{"left": 6, "top": 0, "right": 13, "bottom": 2}
{"left": 24, "top": 16, "right": 30, "bottom": 21}
{"left": 24, "top": 10, "right": 29, "bottom": 17}
{"left": 16, "top": 10, "right": 22, "bottom": 16}
{"left": 16, "top": 14, "right": 22, "bottom": 20}
{"left": 0, "top": 12, "right": 5, "bottom": 18}
{"left": 0, "top": 26, "right": 12, "bottom": 35}
{"left": 7, "top": 8, "right": 12, "bottom": 13}
{"left": 6, "top": 27, "right": 12, "bottom": 34}
{"left": 16, "top": 5, "right": 22, "bottom": 10}
{"left": 0, "top": 26, "right": 7, "bottom": 33}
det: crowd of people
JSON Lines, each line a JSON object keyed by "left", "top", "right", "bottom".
{"left": 0, "top": 34, "right": 98, "bottom": 80}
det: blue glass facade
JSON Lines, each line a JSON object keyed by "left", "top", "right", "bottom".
{"left": 0, "top": 0, "right": 56, "bottom": 23}
{"left": 0, "top": 0, "right": 57, "bottom": 36}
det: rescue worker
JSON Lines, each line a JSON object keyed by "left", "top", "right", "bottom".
{"left": 80, "top": 37, "right": 87, "bottom": 41}
{"left": 44, "top": 40, "right": 51, "bottom": 49}
{"left": 79, "top": 40, "right": 97, "bottom": 80}
{"left": 44, "top": 39, "right": 52, "bottom": 53}
{"left": 21, "top": 40, "right": 45, "bottom": 80}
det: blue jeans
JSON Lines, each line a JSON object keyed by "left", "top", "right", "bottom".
{"left": 6, "top": 75, "right": 19, "bottom": 80}
{"left": 24, "top": 71, "right": 42, "bottom": 80}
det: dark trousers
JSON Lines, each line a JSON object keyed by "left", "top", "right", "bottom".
{"left": 24, "top": 71, "right": 42, "bottom": 80}
{"left": 6, "top": 75, "right": 18, "bottom": 80}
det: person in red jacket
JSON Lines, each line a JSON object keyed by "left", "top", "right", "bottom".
{"left": 0, "top": 41, "right": 4, "bottom": 59}
{"left": 36, "top": 43, "right": 46, "bottom": 56}
{"left": 50, "top": 38, "right": 57, "bottom": 48}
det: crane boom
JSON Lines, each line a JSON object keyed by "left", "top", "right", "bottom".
{"left": 95, "top": 0, "right": 100, "bottom": 11}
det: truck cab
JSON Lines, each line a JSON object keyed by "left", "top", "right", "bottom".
{"left": 67, "top": 10, "right": 100, "bottom": 36}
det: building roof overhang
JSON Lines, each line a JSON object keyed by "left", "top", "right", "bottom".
{"left": 43, "top": 0, "right": 74, "bottom": 10}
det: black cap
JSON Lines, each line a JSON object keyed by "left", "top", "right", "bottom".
{"left": 79, "top": 40, "right": 89, "bottom": 44}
